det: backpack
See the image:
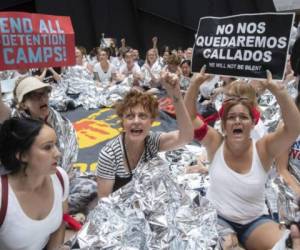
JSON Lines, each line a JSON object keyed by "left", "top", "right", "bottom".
{"left": 0, "top": 169, "right": 64, "bottom": 227}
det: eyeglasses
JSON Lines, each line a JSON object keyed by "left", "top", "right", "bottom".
{"left": 223, "top": 95, "right": 251, "bottom": 103}
{"left": 26, "top": 88, "right": 51, "bottom": 100}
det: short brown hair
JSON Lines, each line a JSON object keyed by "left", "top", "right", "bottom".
{"left": 115, "top": 90, "right": 159, "bottom": 119}
{"left": 225, "top": 80, "right": 257, "bottom": 106}
{"left": 167, "top": 53, "right": 181, "bottom": 66}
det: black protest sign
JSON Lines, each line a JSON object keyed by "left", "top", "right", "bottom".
{"left": 192, "top": 13, "right": 294, "bottom": 79}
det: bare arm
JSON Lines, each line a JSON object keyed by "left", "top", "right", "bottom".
{"left": 145, "top": 65, "right": 160, "bottom": 85}
{"left": 183, "top": 66, "right": 222, "bottom": 159}
{"left": 46, "top": 200, "right": 68, "bottom": 250}
{"left": 97, "top": 177, "right": 115, "bottom": 198}
{"left": 259, "top": 71, "right": 300, "bottom": 164}
{"left": 159, "top": 70, "right": 193, "bottom": 151}
{"left": 183, "top": 65, "right": 210, "bottom": 121}
{"left": 48, "top": 67, "right": 62, "bottom": 82}
{"left": 36, "top": 68, "right": 47, "bottom": 81}
{"left": 276, "top": 150, "right": 300, "bottom": 195}
{"left": 152, "top": 36, "right": 158, "bottom": 50}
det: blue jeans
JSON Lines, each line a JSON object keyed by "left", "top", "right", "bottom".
{"left": 218, "top": 214, "right": 274, "bottom": 247}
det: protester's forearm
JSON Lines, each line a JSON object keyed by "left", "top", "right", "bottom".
{"left": 270, "top": 86, "right": 300, "bottom": 137}
{"left": 183, "top": 79, "right": 200, "bottom": 120}
{"left": 279, "top": 168, "right": 300, "bottom": 195}
{"left": 49, "top": 68, "right": 61, "bottom": 82}
{"left": 173, "top": 93, "right": 194, "bottom": 143}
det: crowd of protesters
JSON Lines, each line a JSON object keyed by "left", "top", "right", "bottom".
{"left": 0, "top": 34, "right": 300, "bottom": 250}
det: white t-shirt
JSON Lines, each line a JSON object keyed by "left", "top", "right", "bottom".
{"left": 93, "top": 62, "right": 116, "bottom": 83}
{"left": 0, "top": 167, "right": 69, "bottom": 250}
{"left": 141, "top": 60, "right": 162, "bottom": 87}
{"left": 119, "top": 63, "right": 142, "bottom": 77}
{"left": 110, "top": 57, "right": 125, "bottom": 71}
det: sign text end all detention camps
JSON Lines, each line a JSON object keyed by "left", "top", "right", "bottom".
{"left": 192, "top": 13, "right": 295, "bottom": 80}
{"left": 0, "top": 12, "right": 76, "bottom": 70}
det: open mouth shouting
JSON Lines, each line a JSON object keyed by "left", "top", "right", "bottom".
{"left": 232, "top": 128, "right": 243, "bottom": 134}
{"left": 130, "top": 128, "right": 144, "bottom": 136}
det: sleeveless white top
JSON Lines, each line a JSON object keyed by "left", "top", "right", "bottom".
{"left": 207, "top": 140, "right": 268, "bottom": 224}
{"left": 0, "top": 167, "right": 69, "bottom": 250}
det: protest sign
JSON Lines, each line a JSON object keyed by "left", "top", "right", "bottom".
{"left": 0, "top": 12, "right": 75, "bottom": 70}
{"left": 192, "top": 13, "right": 295, "bottom": 79}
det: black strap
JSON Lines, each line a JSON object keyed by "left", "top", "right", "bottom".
{"left": 122, "top": 133, "right": 133, "bottom": 176}
{"left": 56, "top": 169, "right": 65, "bottom": 195}
{"left": 0, "top": 175, "right": 8, "bottom": 227}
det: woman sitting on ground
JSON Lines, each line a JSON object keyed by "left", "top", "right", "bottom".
{"left": 141, "top": 48, "right": 162, "bottom": 91}
{"left": 184, "top": 66, "right": 300, "bottom": 249}
{"left": 96, "top": 70, "right": 193, "bottom": 197}
{"left": 0, "top": 117, "right": 69, "bottom": 250}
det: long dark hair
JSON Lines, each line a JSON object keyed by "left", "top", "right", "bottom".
{"left": 0, "top": 117, "right": 45, "bottom": 173}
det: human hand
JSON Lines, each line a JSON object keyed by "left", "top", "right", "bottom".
{"left": 161, "top": 70, "right": 180, "bottom": 97}
{"left": 144, "top": 63, "right": 151, "bottom": 71}
{"left": 262, "top": 70, "right": 285, "bottom": 93}
{"left": 121, "top": 38, "right": 126, "bottom": 46}
{"left": 133, "top": 72, "right": 140, "bottom": 80}
{"left": 191, "top": 65, "right": 210, "bottom": 87}
{"left": 152, "top": 36, "right": 158, "bottom": 44}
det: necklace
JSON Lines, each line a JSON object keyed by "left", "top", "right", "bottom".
{"left": 122, "top": 134, "right": 133, "bottom": 175}
{"left": 122, "top": 133, "right": 147, "bottom": 173}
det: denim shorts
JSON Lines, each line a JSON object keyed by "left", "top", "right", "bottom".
{"left": 218, "top": 214, "right": 274, "bottom": 247}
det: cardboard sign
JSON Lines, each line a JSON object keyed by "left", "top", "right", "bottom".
{"left": 0, "top": 12, "right": 76, "bottom": 70}
{"left": 192, "top": 13, "right": 295, "bottom": 79}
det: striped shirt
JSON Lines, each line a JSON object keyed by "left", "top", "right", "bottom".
{"left": 96, "top": 132, "right": 161, "bottom": 179}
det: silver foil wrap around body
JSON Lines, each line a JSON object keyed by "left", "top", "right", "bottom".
{"left": 49, "top": 66, "right": 131, "bottom": 110}
{"left": 274, "top": 176, "right": 300, "bottom": 226}
{"left": 75, "top": 157, "right": 219, "bottom": 249}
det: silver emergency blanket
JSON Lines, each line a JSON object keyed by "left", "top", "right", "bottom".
{"left": 274, "top": 176, "right": 300, "bottom": 226}
{"left": 258, "top": 90, "right": 281, "bottom": 132}
{"left": 49, "top": 66, "right": 130, "bottom": 111}
{"left": 74, "top": 157, "right": 219, "bottom": 249}
{"left": 11, "top": 107, "right": 78, "bottom": 174}
{"left": 0, "top": 70, "right": 14, "bottom": 80}
{"left": 0, "top": 71, "right": 17, "bottom": 107}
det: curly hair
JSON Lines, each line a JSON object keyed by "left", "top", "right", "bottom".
{"left": 115, "top": 89, "right": 159, "bottom": 120}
